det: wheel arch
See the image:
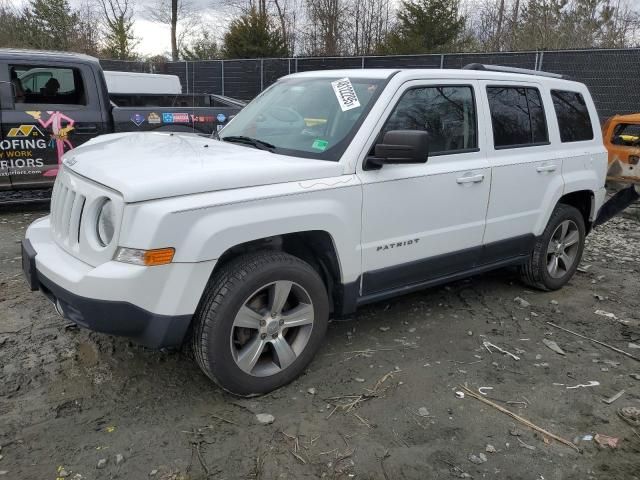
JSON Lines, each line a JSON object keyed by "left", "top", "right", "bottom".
{"left": 208, "top": 231, "right": 347, "bottom": 314}
{"left": 558, "top": 189, "right": 595, "bottom": 233}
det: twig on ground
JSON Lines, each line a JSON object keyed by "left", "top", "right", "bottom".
{"left": 255, "top": 453, "right": 264, "bottom": 480}
{"left": 210, "top": 413, "right": 237, "bottom": 426}
{"left": 318, "top": 448, "right": 338, "bottom": 456}
{"left": 546, "top": 322, "right": 640, "bottom": 362}
{"left": 194, "top": 440, "right": 210, "bottom": 476}
{"left": 380, "top": 450, "right": 391, "bottom": 480}
{"left": 517, "top": 437, "right": 536, "bottom": 450}
{"left": 483, "top": 341, "right": 521, "bottom": 360}
{"left": 602, "top": 390, "right": 625, "bottom": 405}
{"left": 326, "top": 370, "right": 400, "bottom": 415}
{"left": 460, "top": 385, "right": 579, "bottom": 452}
{"left": 290, "top": 450, "right": 306, "bottom": 464}
{"left": 437, "top": 458, "right": 468, "bottom": 477}
{"left": 352, "top": 412, "right": 373, "bottom": 428}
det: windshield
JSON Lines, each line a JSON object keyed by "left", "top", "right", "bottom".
{"left": 219, "top": 76, "right": 387, "bottom": 161}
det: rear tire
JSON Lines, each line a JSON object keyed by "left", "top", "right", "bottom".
{"left": 192, "top": 251, "right": 329, "bottom": 396}
{"left": 519, "top": 204, "right": 586, "bottom": 291}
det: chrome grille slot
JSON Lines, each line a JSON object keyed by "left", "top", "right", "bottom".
{"left": 50, "top": 172, "right": 85, "bottom": 248}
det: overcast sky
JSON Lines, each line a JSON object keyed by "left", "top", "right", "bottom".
{"left": 13, "top": 0, "right": 229, "bottom": 57}
{"left": 13, "top": 0, "right": 640, "bottom": 57}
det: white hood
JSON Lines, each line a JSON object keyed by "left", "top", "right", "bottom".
{"left": 65, "top": 132, "right": 343, "bottom": 203}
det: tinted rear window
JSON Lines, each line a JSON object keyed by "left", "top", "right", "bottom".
{"left": 551, "top": 90, "right": 594, "bottom": 143}
{"left": 487, "top": 86, "right": 549, "bottom": 148}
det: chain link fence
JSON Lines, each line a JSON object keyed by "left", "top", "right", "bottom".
{"left": 101, "top": 48, "right": 640, "bottom": 121}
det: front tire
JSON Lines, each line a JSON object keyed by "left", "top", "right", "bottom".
{"left": 520, "top": 204, "right": 586, "bottom": 291}
{"left": 192, "top": 251, "right": 329, "bottom": 396}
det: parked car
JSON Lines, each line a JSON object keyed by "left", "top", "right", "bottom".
{"left": 0, "top": 49, "right": 243, "bottom": 190}
{"left": 23, "top": 64, "right": 608, "bottom": 395}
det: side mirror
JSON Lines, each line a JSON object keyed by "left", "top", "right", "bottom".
{"left": 364, "top": 130, "right": 429, "bottom": 170}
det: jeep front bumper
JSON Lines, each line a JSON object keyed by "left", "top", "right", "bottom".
{"left": 23, "top": 216, "right": 216, "bottom": 348}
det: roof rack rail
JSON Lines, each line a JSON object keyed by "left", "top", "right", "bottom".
{"left": 462, "top": 63, "right": 571, "bottom": 80}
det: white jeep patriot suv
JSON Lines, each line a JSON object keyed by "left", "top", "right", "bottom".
{"left": 23, "top": 65, "right": 608, "bottom": 395}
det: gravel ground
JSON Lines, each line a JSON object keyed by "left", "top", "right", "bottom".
{"left": 0, "top": 189, "right": 52, "bottom": 206}
{"left": 1, "top": 206, "right": 639, "bottom": 480}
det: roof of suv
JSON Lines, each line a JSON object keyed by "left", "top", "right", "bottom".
{"left": 287, "top": 68, "right": 583, "bottom": 87}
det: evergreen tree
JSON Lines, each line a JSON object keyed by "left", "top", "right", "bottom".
{"left": 22, "top": 0, "right": 80, "bottom": 51}
{"left": 222, "top": 7, "right": 287, "bottom": 59}
{"left": 181, "top": 30, "right": 220, "bottom": 60}
{"left": 382, "top": 0, "right": 466, "bottom": 54}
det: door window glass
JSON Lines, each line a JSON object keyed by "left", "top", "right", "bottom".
{"left": 487, "top": 86, "right": 549, "bottom": 148}
{"left": 551, "top": 90, "right": 594, "bottom": 143}
{"left": 382, "top": 85, "right": 477, "bottom": 155}
{"left": 10, "top": 65, "right": 86, "bottom": 106}
{"left": 611, "top": 123, "right": 640, "bottom": 146}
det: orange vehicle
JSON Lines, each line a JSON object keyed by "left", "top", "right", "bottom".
{"left": 602, "top": 113, "right": 640, "bottom": 178}
{"left": 596, "top": 114, "right": 640, "bottom": 226}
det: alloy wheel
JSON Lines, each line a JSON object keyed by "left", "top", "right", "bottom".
{"left": 230, "top": 280, "right": 314, "bottom": 377}
{"left": 546, "top": 219, "right": 580, "bottom": 279}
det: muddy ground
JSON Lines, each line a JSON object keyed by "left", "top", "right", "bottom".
{"left": 1, "top": 205, "right": 639, "bottom": 480}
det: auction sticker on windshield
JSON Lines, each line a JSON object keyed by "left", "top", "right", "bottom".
{"left": 331, "top": 78, "right": 360, "bottom": 112}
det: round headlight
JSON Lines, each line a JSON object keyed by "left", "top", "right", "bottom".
{"left": 96, "top": 199, "right": 115, "bottom": 247}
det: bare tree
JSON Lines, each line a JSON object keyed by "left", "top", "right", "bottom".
{"left": 146, "top": 0, "right": 199, "bottom": 60}
{"left": 471, "top": 0, "right": 640, "bottom": 52}
{"left": 98, "top": 0, "right": 138, "bottom": 59}
{"left": 349, "top": 0, "right": 391, "bottom": 55}
{"left": 300, "top": 0, "right": 346, "bottom": 55}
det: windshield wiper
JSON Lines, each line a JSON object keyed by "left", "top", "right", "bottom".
{"left": 221, "top": 135, "right": 276, "bottom": 152}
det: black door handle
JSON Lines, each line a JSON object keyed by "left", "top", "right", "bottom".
{"left": 74, "top": 124, "right": 98, "bottom": 134}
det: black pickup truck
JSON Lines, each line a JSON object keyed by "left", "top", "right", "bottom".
{"left": 0, "top": 49, "right": 244, "bottom": 190}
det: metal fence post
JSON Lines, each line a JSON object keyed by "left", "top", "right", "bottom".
{"left": 185, "top": 61, "right": 189, "bottom": 94}
{"left": 260, "top": 58, "right": 264, "bottom": 92}
{"left": 295, "top": 57, "right": 298, "bottom": 73}
{"left": 361, "top": 56, "right": 365, "bottom": 69}
{"left": 221, "top": 60, "right": 225, "bottom": 96}
{"left": 538, "top": 51, "right": 544, "bottom": 71}
{"left": 440, "top": 54, "right": 445, "bottom": 69}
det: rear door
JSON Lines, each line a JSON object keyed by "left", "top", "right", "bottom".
{"left": 2, "top": 61, "right": 108, "bottom": 188}
{"left": 480, "top": 82, "right": 563, "bottom": 254}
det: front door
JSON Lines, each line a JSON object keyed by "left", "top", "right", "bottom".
{"left": 2, "top": 62, "right": 107, "bottom": 189}
{"left": 358, "top": 80, "right": 491, "bottom": 297}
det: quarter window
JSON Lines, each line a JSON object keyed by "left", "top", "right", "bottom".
{"left": 487, "top": 86, "right": 549, "bottom": 148}
{"left": 551, "top": 90, "right": 594, "bottom": 143}
{"left": 382, "top": 86, "right": 477, "bottom": 155}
